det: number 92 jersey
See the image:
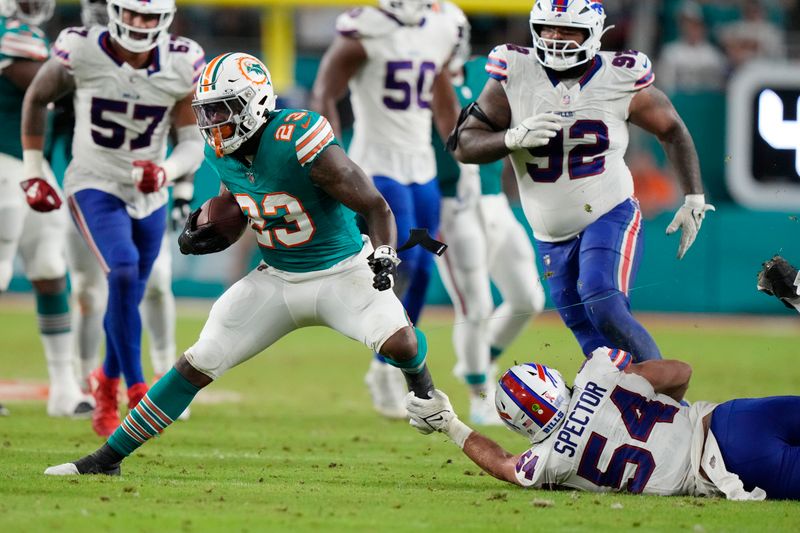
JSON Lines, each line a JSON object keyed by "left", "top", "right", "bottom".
{"left": 513, "top": 350, "right": 699, "bottom": 496}
{"left": 52, "top": 26, "right": 204, "bottom": 204}
{"left": 489, "top": 46, "right": 654, "bottom": 242}
{"left": 336, "top": 7, "right": 458, "bottom": 185}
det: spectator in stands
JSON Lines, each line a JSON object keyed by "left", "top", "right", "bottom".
{"left": 658, "top": 1, "right": 728, "bottom": 93}
{"left": 719, "top": 0, "right": 785, "bottom": 70}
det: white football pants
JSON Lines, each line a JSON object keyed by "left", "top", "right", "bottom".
{"left": 436, "top": 193, "right": 545, "bottom": 380}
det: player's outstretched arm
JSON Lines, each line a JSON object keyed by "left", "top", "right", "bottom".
{"left": 452, "top": 79, "right": 511, "bottom": 164}
{"left": 309, "top": 144, "right": 396, "bottom": 250}
{"left": 628, "top": 86, "right": 714, "bottom": 259}
{"left": 431, "top": 68, "right": 460, "bottom": 144}
{"left": 406, "top": 389, "right": 523, "bottom": 486}
{"left": 309, "top": 36, "right": 367, "bottom": 139}
{"left": 625, "top": 359, "right": 692, "bottom": 403}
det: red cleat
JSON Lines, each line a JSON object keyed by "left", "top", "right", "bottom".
{"left": 89, "top": 368, "right": 120, "bottom": 437}
{"left": 127, "top": 382, "right": 148, "bottom": 410}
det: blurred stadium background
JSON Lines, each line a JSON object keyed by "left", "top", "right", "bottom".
{"left": 7, "top": 0, "right": 800, "bottom": 314}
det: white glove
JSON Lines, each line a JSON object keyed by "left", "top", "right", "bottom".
{"left": 405, "top": 389, "right": 457, "bottom": 435}
{"left": 666, "top": 194, "right": 715, "bottom": 260}
{"left": 504, "top": 113, "right": 562, "bottom": 151}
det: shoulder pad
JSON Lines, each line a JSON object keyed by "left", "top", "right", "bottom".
{"left": 270, "top": 110, "right": 336, "bottom": 167}
{"left": 485, "top": 44, "right": 534, "bottom": 83}
{"left": 0, "top": 18, "right": 49, "bottom": 61}
{"left": 166, "top": 35, "right": 206, "bottom": 89}
{"left": 52, "top": 26, "right": 92, "bottom": 70}
{"left": 336, "top": 7, "right": 397, "bottom": 39}
{"left": 601, "top": 50, "right": 655, "bottom": 92}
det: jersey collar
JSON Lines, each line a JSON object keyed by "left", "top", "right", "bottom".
{"left": 543, "top": 55, "right": 603, "bottom": 90}
{"left": 98, "top": 30, "right": 161, "bottom": 75}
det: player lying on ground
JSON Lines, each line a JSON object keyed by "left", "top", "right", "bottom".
{"left": 406, "top": 348, "right": 800, "bottom": 500}
{"left": 44, "top": 53, "right": 437, "bottom": 476}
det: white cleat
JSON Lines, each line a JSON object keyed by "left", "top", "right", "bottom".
{"left": 365, "top": 359, "right": 407, "bottom": 419}
{"left": 47, "top": 383, "right": 95, "bottom": 418}
{"left": 469, "top": 392, "right": 504, "bottom": 426}
{"left": 44, "top": 463, "right": 79, "bottom": 476}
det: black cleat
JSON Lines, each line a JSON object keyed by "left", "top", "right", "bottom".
{"left": 757, "top": 255, "right": 800, "bottom": 309}
{"left": 0, "top": 403, "right": 8, "bottom": 416}
{"left": 44, "top": 444, "right": 123, "bottom": 476}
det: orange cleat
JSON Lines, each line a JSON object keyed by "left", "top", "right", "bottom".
{"left": 127, "top": 382, "right": 148, "bottom": 410}
{"left": 89, "top": 368, "right": 120, "bottom": 437}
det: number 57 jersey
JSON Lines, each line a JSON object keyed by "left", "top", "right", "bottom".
{"left": 52, "top": 26, "right": 204, "bottom": 215}
{"left": 512, "top": 351, "right": 700, "bottom": 496}
{"left": 489, "top": 46, "right": 654, "bottom": 242}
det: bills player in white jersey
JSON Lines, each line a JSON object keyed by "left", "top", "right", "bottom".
{"left": 434, "top": 2, "right": 545, "bottom": 426}
{"left": 0, "top": 0, "right": 93, "bottom": 418}
{"left": 310, "top": 0, "right": 460, "bottom": 418}
{"left": 451, "top": 0, "right": 715, "bottom": 363}
{"left": 20, "top": 0, "right": 205, "bottom": 437}
{"left": 54, "top": 0, "right": 194, "bottom": 417}
{"left": 407, "top": 350, "right": 800, "bottom": 500}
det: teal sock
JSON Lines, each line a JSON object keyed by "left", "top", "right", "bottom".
{"left": 489, "top": 346, "right": 503, "bottom": 362}
{"left": 107, "top": 368, "right": 200, "bottom": 457}
{"left": 36, "top": 289, "right": 70, "bottom": 334}
{"left": 465, "top": 373, "right": 487, "bottom": 385}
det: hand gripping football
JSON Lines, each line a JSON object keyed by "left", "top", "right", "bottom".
{"left": 196, "top": 195, "right": 247, "bottom": 245}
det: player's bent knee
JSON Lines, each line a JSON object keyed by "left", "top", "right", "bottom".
{"left": 379, "top": 326, "right": 417, "bottom": 362}
{"left": 183, "top": 338, "right": 228, "bottom": 381}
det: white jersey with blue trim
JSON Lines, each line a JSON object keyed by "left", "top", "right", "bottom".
{"left": 512, "top": 349, "right": 699, "bottom": 496}
{"left": 488, "top": 46, "right": 654, "bottom": 242}
{"left": 336, "top": 6, "right": 458, "bottom": 184}
{"left": 52, "top": 26, "right": 204, "bottom": 215}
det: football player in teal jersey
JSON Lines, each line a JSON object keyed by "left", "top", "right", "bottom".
{"left": 44, "top": 53, "right": 438, "bottom": 476}
{"left": 434, "top": 2, "right": 545, "bottom": 426}
{"left": 0, "top": 0, "right": 92, "bottom": 417}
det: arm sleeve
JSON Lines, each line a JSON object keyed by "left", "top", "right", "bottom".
{"left": 293, "top": 112, "right": 337, "bottom": 167}
{"left": 485, "top": 45, "right": 510, "bottom": 83}
{"left": 51, "top": 27, "right": 88, "bottom": 72}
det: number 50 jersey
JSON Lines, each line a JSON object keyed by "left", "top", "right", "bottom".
{"left": 52, "top": 26, "right": 204, "bottom": 214}
{"left": 489, "top": 46, "right": 654, "bottom": 243}
{"left": 336, "top": 7, "right": 457, "bottom": 185}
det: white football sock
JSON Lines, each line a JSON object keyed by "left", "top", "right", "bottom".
{"left": 141, "top": 289, "right": 176, "bottom": 377}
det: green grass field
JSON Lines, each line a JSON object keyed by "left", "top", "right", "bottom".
{"left": 1, "top": 299, "right": 799, "bottom": 532}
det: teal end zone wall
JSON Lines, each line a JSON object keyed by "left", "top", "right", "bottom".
{"left": 425, "top": 204, "right": 800, "bottom": 315}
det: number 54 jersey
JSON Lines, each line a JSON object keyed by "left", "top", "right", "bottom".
{"left": 52, "top": 26, "right": 204, "bottom": 216}
{"left": 336, "top": 7, "right": 458, "bottom": 184}
{"left": 489, "top": 46, "right": 654, "bottom": 242}
{"left": 512, "top": 350, "right": 710, "bottom": 496}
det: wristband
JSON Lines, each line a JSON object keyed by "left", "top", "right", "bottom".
{"left": 23, "top": 149, "right": 44, "bottom": 181}
{"left": 684, "top": 194, "right": 705, "bottom": 209}
{"left": 446, "top": 418, "right": 474, "bottom": 449}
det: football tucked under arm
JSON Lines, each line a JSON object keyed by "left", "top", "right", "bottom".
{"left": 178, "top": 193, "right": 247, "bottom": 255}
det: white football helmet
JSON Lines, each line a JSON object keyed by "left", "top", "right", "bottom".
{"left": 192, "top": 53, "right": 277, "bottom": 157}
{"left": 379, "top": 0, "right": 433, "bottom": 26}
{"left": 495, "top": 363, "right": 571, "bottom": 443}
{"left": 529, "top": 0, "right": 610, "bottom": 71}
{"left": 439, "top": 1, "right": 470, "bottom": 76}
{"left": 107, "top": 0, "right": 175, "bottom": 53}
{"left": 81, "top": 0, "right": 108, "bottom": 28}
{"left": 0, "top": 0, "right": 54, "bottom": 26}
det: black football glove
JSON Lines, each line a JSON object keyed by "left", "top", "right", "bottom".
{"left": 178, "top": 209, "right": 233, "bottom": 256}
{"left": 368, "top": 245, "right": 401, "bottom": 291}
{"left": 757, "top": 255, "right": 800, "bottom": 309}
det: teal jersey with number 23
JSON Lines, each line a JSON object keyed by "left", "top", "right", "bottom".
{"left": 204, "top": 109, "right": 364, "bottom": 273}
